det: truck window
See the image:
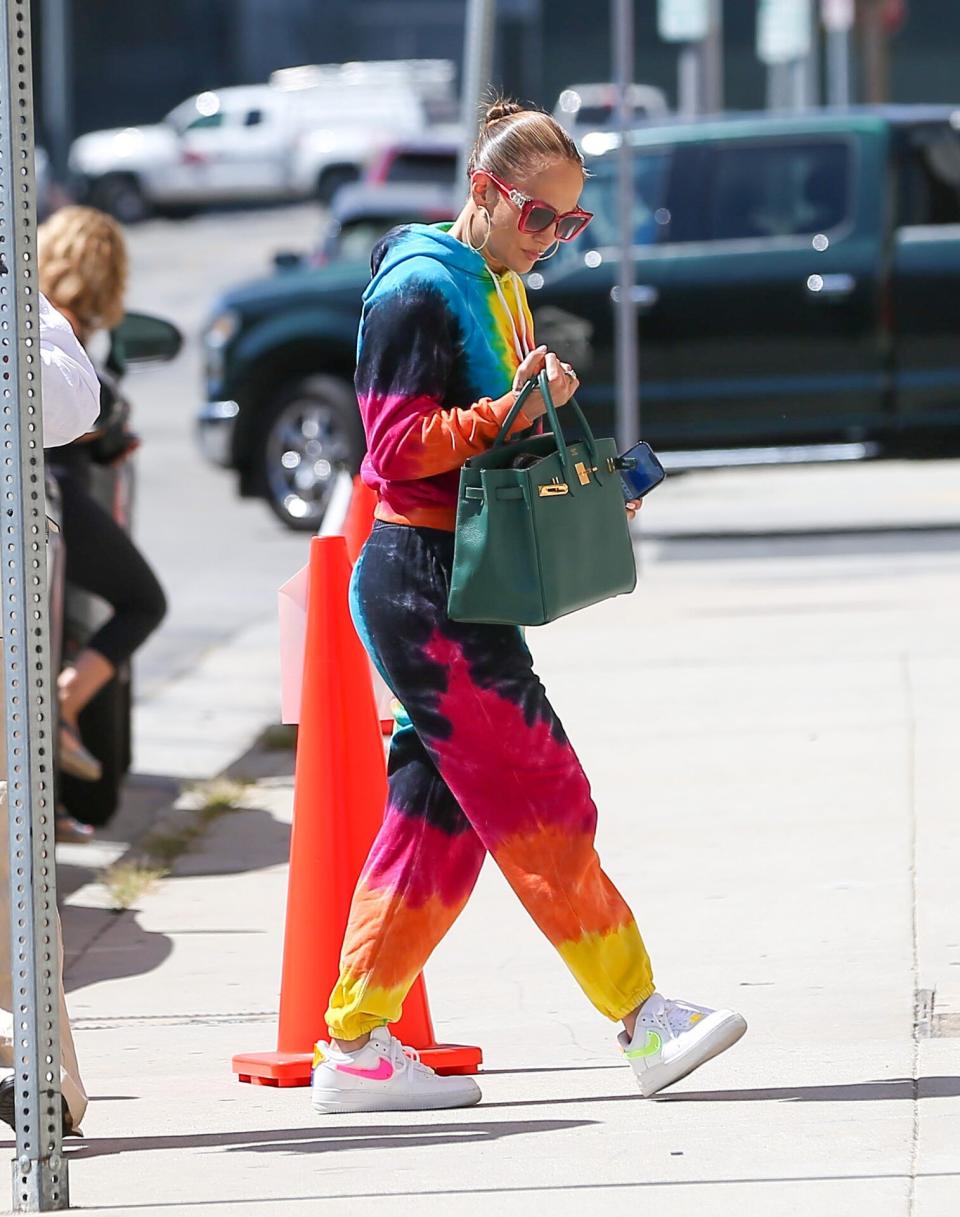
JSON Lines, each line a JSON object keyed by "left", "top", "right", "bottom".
{"left": 244, "top": 109, "right": 265, "bottom": 128}
{"left": 705, "top": 140, "right": 850, "bottom": 241}
{"left": 897, "top": 125, "right": 960, "bottom": 226}
{"left": 567, "top": 150, "right": 671, "bottom": 248}
{"left": 545, "top": 149, "right": 672, "bottom": 277}
{"left": 183, "top": 112, "right": 224, "bottom": 133}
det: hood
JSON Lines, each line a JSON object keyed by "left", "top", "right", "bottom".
{"left": 69, "top": 124, "right": 177, "bottom": 173}
{"left": 217, "top": 258, "right": 370, "bottom": 315}
{"left": 366, "top": 223, "right": 490, "bottom": 300}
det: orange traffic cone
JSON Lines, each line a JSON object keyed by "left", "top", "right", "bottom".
{"left": 342, "top": 474, "right": 378, "bottom": 564}
{"left": 341, "top": 474, "right": 393, "bottom": 733}
{"left": 233, "top": 535, "right": 481, "bottom": 1086}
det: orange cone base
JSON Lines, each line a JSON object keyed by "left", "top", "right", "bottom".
{"left": 233, "top": 1043, "right": 482, "bottom": 1087}
{"left": 232, "top": 1051, "right": 313, "bottom": 1087}
{"left": 418, "top": 1044, "right": 483, "bottom": 1075}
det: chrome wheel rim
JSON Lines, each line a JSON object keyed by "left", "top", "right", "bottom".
{"left": 265, "top": 397, "right": 353, "bottom": 526}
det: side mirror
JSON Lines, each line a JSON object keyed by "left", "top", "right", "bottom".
{"left": 273, "top": 250, "right": 304, "bottom": 272}
{"left": 110, "top": 312, "right": 183, "bottom": 367}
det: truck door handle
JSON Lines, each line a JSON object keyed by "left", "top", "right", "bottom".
{"left": 610, "top": 284, "right": 659, "bottom": 310}
{"left": 806, "top": 273, "right": 856, "bottom": 298}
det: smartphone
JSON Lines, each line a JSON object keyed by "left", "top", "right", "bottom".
{"left": 617, "top": 440, "right": 666, "bottom": 502}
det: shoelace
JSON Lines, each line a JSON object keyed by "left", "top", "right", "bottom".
{"left": 386, "top": 1035, "right": 432, "bottom": 1076}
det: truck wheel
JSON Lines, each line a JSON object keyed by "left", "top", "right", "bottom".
{"left": 89, "top": 173, "right": 150, "bottom": 224}
{"left": 316, "top": 164, "right": 360, "bottom": 205}
{"left": 259, "top": 375, "right": 364, "bottom": 531}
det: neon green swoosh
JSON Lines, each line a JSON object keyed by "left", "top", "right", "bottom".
{"left": 625, "top": 1030, "right": 661, "bottom": 1059}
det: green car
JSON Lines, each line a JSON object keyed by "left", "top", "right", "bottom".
{"left": 199, "top": 107, "right": 960, "bottom": 530}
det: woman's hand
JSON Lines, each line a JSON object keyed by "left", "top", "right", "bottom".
{"left": 626, "top": 499, "right": 643, "bottom": 521}
{"left": 513, "top": 349, "right": 580, "bottom": 420}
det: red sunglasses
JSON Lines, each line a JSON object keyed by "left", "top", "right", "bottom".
{"left": 478, "top": 170, "right": 593, "bottom": 242}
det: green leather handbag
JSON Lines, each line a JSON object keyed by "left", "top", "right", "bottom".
{"left": 447, "top": 369, "right": 637, "bottom": 626}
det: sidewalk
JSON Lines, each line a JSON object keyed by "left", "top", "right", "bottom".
{"left": 19, "top": 463, "right": 960, "bottom": 1216}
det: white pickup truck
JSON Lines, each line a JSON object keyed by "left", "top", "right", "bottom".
{"left": 69, "top": 75, "right": 431, "bottom": 221}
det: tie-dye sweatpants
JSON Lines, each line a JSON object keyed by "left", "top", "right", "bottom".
{"left": 325, "top": 521, "right": 654, "bottom": 1040}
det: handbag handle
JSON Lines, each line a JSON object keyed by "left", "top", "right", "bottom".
{"left": 492, "top": 369, "right": 602, "bottom": 489}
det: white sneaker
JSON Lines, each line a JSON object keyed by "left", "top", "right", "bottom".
{"left": 618, "top": 993, "right": 747, "bottom": 1098}
{"left": 311, "top": 1027, "right": 482, "bottom": 1114}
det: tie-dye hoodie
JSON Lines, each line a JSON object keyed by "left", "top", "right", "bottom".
{"left": 355, "top": 222, "right": 537, "bottom": 531}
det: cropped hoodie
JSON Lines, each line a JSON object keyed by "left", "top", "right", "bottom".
{"left": 355, "top": 222, "right": 537, "bottom": 531}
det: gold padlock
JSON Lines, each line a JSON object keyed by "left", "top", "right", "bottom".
{"left": 575, "top": 461, "right": 590, "bottom": 486}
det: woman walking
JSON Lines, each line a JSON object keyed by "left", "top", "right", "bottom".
{"left": 311, "top": 100, "right": 746, "bottom": 1114}
{"left": 38, "top": 207, "right": 167, "bottom": 837}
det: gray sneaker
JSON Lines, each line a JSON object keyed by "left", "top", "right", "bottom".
{"left": 619, "top": 993, "right": 747, "bottom": 1097}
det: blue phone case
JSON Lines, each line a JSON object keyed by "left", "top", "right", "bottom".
{"left": 617, "top": 441, "right": 666, "bottom": 502}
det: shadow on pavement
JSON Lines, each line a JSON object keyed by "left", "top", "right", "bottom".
{"left": 56, "top": 773, "right": 180, "bottom": 904}
{"left": 473, "top": 1075, "right": 960, "bottom": 1110}
{"left": 59, "top": 1117, "right": 597, "bottom": 1159}
{"left": 656, "top": 1076, "right": 960, "bottom": 1103}
{"left": 654, "top": 525, "right": 960, "bottom": 563}
{"left": 63, "top": 905, "right": 173, "bottom": 994}
{"left": 172, "top": 804, "right": 291, "bottom": 879}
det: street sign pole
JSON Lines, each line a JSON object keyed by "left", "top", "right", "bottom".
{"left": 658, "top": 0, "right": 711, "bottom": 115}
{"left": 457, "top": 0, "right": 497, "bottom": 186}
{"left": 40, "top": 0, "right": 73, "bottom": 183}
{"left": 758, "top": 0, "right": 817, "bottom": 110}
{"left": 613, "top": 0, "right": 639, "bottom": 455}
{"left": 703, "top": 0, "right": 725, "bottom": 114}
{"left": 822, "top": 0, "right": 854, "bottom": 105}
{"left": 0, "top": 0, "right": 69, "bottom": 1210}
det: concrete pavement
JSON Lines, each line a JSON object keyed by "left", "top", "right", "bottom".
{"left": 19, "top": 460, "right": 960, "bottom": 1216}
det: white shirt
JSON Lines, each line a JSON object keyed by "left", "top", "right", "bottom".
{"left": 39, "top": 293, "right": 101, "bottom": 447}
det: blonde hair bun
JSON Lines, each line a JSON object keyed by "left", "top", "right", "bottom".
{"left": 467, "top": 95, "right": 584, "bottom": 180}
{"left": 484, "top": 98, "right": 525, "bottom": 127}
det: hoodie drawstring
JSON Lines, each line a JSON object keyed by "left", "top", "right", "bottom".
{"left": 489, "top": 269, "right": 532, "bottom": 364}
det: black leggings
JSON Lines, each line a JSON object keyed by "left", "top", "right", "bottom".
{"left": 55, "top": 472, "right": 166, "bottom": 669}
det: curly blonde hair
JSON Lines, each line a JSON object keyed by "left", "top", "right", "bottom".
{"left": 37, "top": 205, "right": 128, "bottom": 333}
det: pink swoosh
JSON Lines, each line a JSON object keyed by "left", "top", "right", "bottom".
{"left": 336, "top": 1058, "right": 394, "bottom": 1081}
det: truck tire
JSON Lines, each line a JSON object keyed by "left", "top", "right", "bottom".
{"left": 258, "top": 375, "right": 365, "bottom": 531}
{"left": 88, "top": 173, "right": 150, "bottom": 224}
{"left": 316, "top": 164, "right": 360, "bottom": 206}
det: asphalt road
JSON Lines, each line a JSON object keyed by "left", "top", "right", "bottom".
{"left": 117, "top": 203, "right": 960, "bottom": 704}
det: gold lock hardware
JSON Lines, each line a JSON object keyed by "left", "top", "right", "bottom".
{"left": 575, "top": 461, "right": 590, "bottom": 486}
{"left": 538, "top": 480, "right": 569, "bottom": 497}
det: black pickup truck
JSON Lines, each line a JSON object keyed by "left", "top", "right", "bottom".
{"left": 198, "top": 107, "right": 960, "bottom": 529}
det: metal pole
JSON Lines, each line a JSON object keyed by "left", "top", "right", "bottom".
{"left": 612, "top": 0, "right": 638, "bottom": 453}
{"left": 789, "top": 57, "right": 807, "bottom": 109}
{"left": 41, "top": 0, "right": 72, "bottom": 183}
{"left": 457, "top": 0, "right": 497, "bottom": 186}
{"left": 826, "top": 26, "right": 851, "bottom": 105}
{"left": 0, "top": 0, "right": 69, "bottom": 1210}
{"left": 805, "top": 2, "right": 820, "bottom": 108}
{"left": 702, "top": 0, "right": 724, "bottom": 114}
{"left": 677, "top": 43, "right": 702, "bottom": 116}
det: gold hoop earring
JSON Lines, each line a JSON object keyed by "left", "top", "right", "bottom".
{"left": 466, "top": 207, "right": 492, "bottom": 253}
{"left": 537, "top": 239, "right": 561, "bottom": 262}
